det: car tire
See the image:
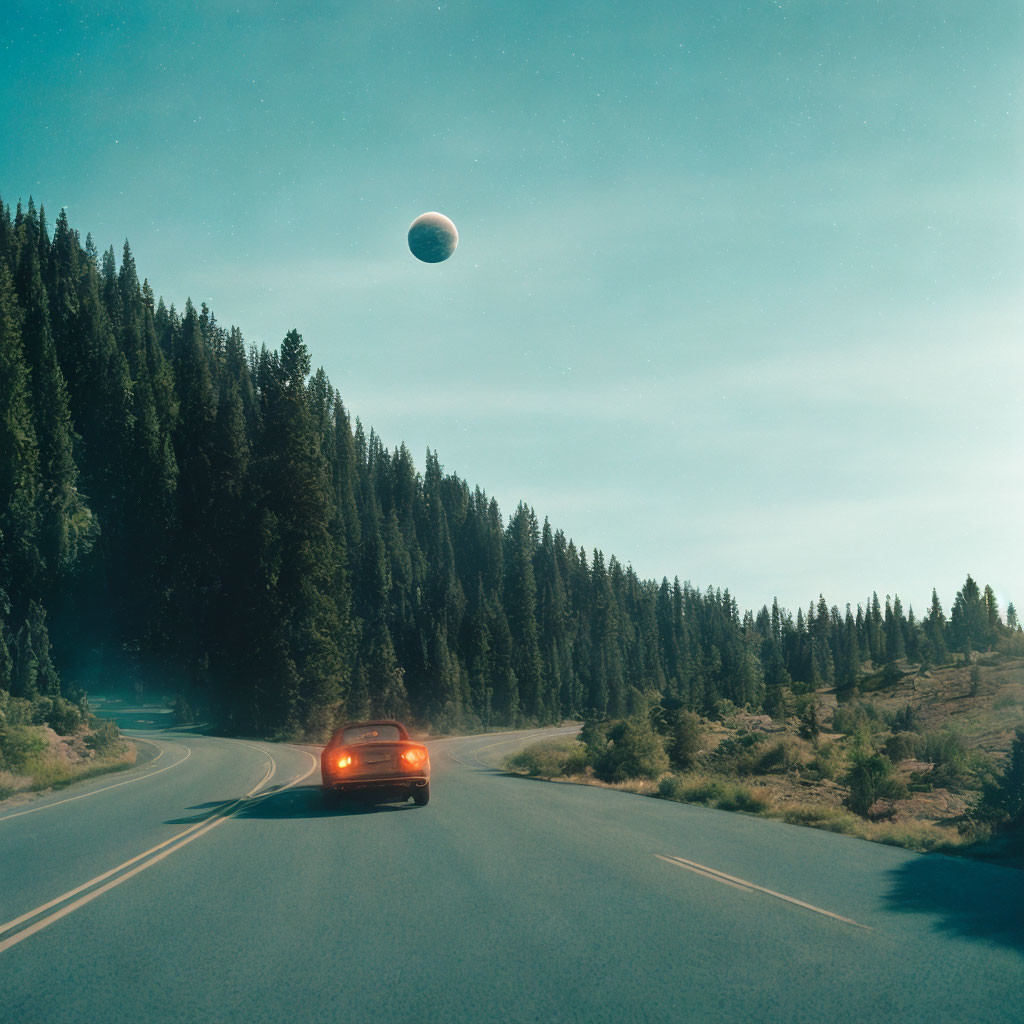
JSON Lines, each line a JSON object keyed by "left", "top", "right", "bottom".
{"left": 412, "top": 783, "right": 430, "bottom": 806}
{"left": 323, "top": 789, "right": 341, "bottom": 810}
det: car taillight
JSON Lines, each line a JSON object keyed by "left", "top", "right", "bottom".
{"left": 402, "top": 747, "right": 427, "bottom": 768}
{"left": 336, "top": 754, "right": 353, "bottom": 769}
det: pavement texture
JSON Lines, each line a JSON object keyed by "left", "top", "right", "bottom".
{"left": 1, "top": 701, "right": 1022, "bottom": 1023}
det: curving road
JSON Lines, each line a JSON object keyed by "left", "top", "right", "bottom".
{"left": 1, "top": 700, "right": 1022, "bottom": 1023}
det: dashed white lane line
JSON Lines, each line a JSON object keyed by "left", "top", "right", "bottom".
{"left": 655, "top": 855, "right": 754, "bottom": 892}
{"left": 0, "top": 748, "right": 316, "bottom": 954}
{"left": 0, "top": 740, "right": 191, "bottom": 824}
{"left": 656, "top": 854, "right": 870, "bottom": 929}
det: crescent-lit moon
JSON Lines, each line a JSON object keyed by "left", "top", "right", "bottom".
{"left": 408, "top": 212, "right": 458, "bottom": 263}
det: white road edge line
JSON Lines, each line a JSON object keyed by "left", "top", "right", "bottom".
{"left": 657, "top": 855, "right": 870, "bottom": 930}
{"left": 0, "top": 746, "right": 267, "bottom": 938}
{"left": 0, "top": 751, "right": 317, "bottom": 954}
{"left": 0, "top": 742, "right": 190, "bottom": 824}
{"left": 0, "top": 744, "right": 275, "bottom": 937}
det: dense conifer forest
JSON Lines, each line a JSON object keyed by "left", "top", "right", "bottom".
{"left": 0, "top": 197, "right": 1019, "bottom": 737}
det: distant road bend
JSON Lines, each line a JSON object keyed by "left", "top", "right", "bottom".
{"left": 1, "top": 700, "right": 1022, "bottom": 1023}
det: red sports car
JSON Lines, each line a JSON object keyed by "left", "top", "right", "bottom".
{"left": 320, "top": 720, "right": 430, "bottom": 808}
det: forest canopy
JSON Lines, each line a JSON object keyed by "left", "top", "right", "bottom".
{"left": 0, "top": 197, "right": 1019, "bottom": 737}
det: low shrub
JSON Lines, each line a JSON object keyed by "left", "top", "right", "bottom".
{"left": 593, "top": 718, "right": 668, "bottom": 782}
{"left": 884, "top": 731, "right": 920, "bottom": 762}
{"left": 714, "top": 782, "right": 771, "bottom": 813}
{"left": 763, "top": 685, "right": 788, "bottom": 721}
{"left": 506, "top": 739, "right": 588, "bottom": 778}
{"left": 48, "top": 697, "right": 84, "bottom": 735}
{"left": 754, "top": 737, "right": 807, "bottom": 774}
{"left": 845, "top": 751, "right": 907, "bottom": 816}
{"left": 890, "top": 704, "right": 918, "bottom": 733}
{"left": 712, "top": 698, "right": 740, "bottom": 722}
{"left": 997, "top": 631, "right": 1024, "bottom": 657}
{"left": 810, "top": 740, "right": 843, "bottom": 781}
{"left": 968, "top": 666, "right": 983, "bottom": 697}
{"left": 578, "top": 716, "right": 608, "bottom": 758}
{"left": 0, "top": 725, "right": 47, "bottom": 772}
{"left": 796, "top": 696, "right": 821, "bottom": 740}
{"left": 658, "top": 774, "right": 770, "bottom": 813}
{"left": 0, "top": 770, "right": 16, "bottom": 801}
{"left": 917, "top": 733, "right": 962, "bottom": 770}
{"left": 968, "top": 729, "right": 1024, "bottom": 833}
{"left": 1, "top": 692, "right": 84, "bottom": 736}
{"left": 881, "top": 662, "right": 903, "bottom": 687}
{"left": 782, "top": 803, "right": 863, "bottom": 834}
{"left": 712, "top": 731, "right": 766, "bottom": 776}
{"left": 0, "top": 696, "right": 34, "bottom": 727}
{"left": 833, "top": 700, "right": 885, "bottom": 738}
{"left": 876, "top": 825, "right": 961, "bottom": 854}
{"left": 664, "top": 710, "right": 705, "bottom": 770}
{"left": 85, "top": 719, "right": 122, "bottom": 756}
{"left": 21, "top": 755, "right": 74, "bottom": 790}
{"left": 993, "top": 686, "right": 1024, "bottom": 711}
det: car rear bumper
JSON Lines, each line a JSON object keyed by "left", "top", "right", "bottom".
{"left": 323, "top": 775, "right": 428, "bottom": 792}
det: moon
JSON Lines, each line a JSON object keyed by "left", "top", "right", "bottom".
{"left": 408, "top": 211, "right": 458, "bottom": 263}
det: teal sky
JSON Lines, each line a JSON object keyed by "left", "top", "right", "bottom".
{"left": 3, "top": 1, "right": 1022, "bottom": 616}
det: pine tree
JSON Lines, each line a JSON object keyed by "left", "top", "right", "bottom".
{"left": 15, "top": 209, "right": 94, "bottom": 589}
{"left": 487, "top": 603, "right": 519, "bottom": 723}
{"left": 168, "top": 299, "right": 218, "bottom": 690}
{"left": 0, "top": 612, "right": 12, "bottom": 692}
{"left": 925, "top": 588, "right": 949, "bottom": 664}
{"left": 0, "top": 258, "right": 42, "bottom": 615}
{"left": 951, "top": 575, "right": 987, "bottom": 654}
{"left": 256, "top": 330, "right": 345, "bottom": 734}
{"left": 983, "top": 585, "right": 1001, "bottom": 646}
{"left": 466, "top": 578, "right": 493, "bottom": 726}
{"left": 905, "top": 605, "right": 921, "bottom": 662}
{"left": 887, "top": 595, "right": 906, "bottom": 660}
{"left": 839, "top": 607, "right": 860, "bottom": 688}
{"left": 504, "top": 504, "right": 544, "bottom": 720}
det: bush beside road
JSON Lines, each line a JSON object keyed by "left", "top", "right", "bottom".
{"left": 0, "top": 691, "right": 135, "bottom": 802}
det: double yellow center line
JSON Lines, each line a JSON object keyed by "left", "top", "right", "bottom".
{"left": 0, "top": 747, "right": 317, "bottom": 954}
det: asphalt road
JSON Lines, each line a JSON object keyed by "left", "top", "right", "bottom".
{"left": 1, "top": 701, "right": 1022, "bottom": 1023}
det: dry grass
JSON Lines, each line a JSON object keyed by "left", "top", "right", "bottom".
{"left": 505, "top": 737, "right": 588, "bottom": 777}
{"left": 503, "top": 659, "right": 1024, "bottom": 863}
{"left": 0, "top": 724, "right": 137, "bottom": 807}
{"left": 659, "top": 773, "right": 773, "bottom": 813}
{"left": 866, "top": 656, "right": 1024, "bottom": 760}
{"left": 19, "top": 746, "right": 136, "bottom": 792}
{"left": 0, "top": 769, "right": 32, "bottom": 801}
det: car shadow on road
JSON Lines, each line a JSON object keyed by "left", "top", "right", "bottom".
{"left": 885, "top": 853, "right": 1024, "bottom": 952}
{"left": 163, "top": 785, "right": 419, "bottom": 824}
{"left": 243, "top": 785, "right": 420, "bottom": 819}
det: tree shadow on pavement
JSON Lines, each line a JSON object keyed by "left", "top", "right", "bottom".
{"left": 885, "top": 853, "right": 1024, "bottom": 952}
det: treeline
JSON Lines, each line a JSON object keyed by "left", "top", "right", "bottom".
{"left": 0, "top": 197, "right": 1020, "bottom": 737}
{"left": 751, "top": 579, "right": 1017, "bottom": 708}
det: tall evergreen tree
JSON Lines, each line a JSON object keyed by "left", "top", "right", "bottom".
{"left": 504, "top": 504, "right": 544, "bottom": 720}
{"left": 0, "top": 258, "right": 41, "bottom": 616}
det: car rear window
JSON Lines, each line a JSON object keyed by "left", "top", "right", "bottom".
{"left": 342, "top": 725, "right": 401, "bottom": 743}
